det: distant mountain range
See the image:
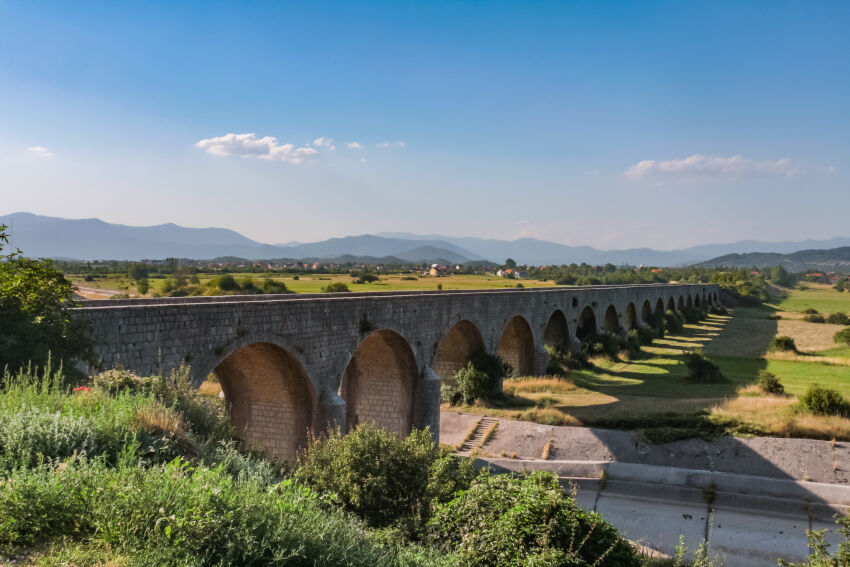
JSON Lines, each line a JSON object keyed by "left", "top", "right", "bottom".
{"left": 698, "top": 247, "right": 850, "bottom": 272}
{"left": 4, "top": 212, "right": 850, "bottom": 267}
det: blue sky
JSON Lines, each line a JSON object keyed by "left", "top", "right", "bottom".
{"left": 1, "top": 1, "right": 847, "bottom": 249}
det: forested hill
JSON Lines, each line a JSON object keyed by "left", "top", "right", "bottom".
{"left": 699, "top": 246, "right": 850, "bottom": 271}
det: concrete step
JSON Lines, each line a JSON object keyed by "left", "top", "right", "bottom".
{"left": 458, "top": 417, "right": 499, "bottom": 454}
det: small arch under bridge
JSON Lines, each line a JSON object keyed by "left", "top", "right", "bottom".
{"left": 75, "top": 284, "right": 720, "bottom": 459}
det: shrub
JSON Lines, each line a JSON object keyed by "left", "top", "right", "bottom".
{"left": 296, "top": 423, "right": 475, "bottom": 536}
{"left": 428, "top": 471, "right": 640, "bottom": 567}
{"left": 664, "top": 310, "right": 683, "bottom": 334}
{"left": 93, "top": 366, "right": 151, "bottom": 394}
{"left": 260, "top": 277, "right": 288, "bottom": 294}
{"left": 214, "top": 274, "right": 239, "bottom": 291}
{"left": 835, "top": 327, "right": 850, "bottom": 346}
{"left": 756, "top": 370, "right": 784, "bottom": 395}
{"left": 683, "top": 350, "right": 725, "bottom": 383}
{"left": 625, "top": 329, "right": 643, "bottom": 358}
{"left": 803, "top": 308, "right": 819, "bottom": 314}
{"left": 827, "top": 312, "right": 850, "bottom": 325}
{"left": 804, "top": 314, "right": 826, "bottom": 324}
{"left": 799, "top": 385, "right": 850, "bottom": 417}
{"left": 635, "top": 325, "right": 657, "bottom": 345}
{"left": 777, "top": 514, "right": 850, "bottom": 566}
{"left": 324, "top": 282, "right": 350, "bottom": 292}
{"left": 444, "top": 351, "right": 510, "bottom": 405}
{"left": 584, "top": 332, "right": 624, "bottom": 359}
{"left": 770, "top": 336, "right": 797, "bottom": 352}
{"left": 545, "top": 346, "right": 591, "bottom": 373}
{"left": 709, "top": 305, "right": 728, "bottom": 315}
{"left": 681, "top": 306, "right": 705, "bottom": 324}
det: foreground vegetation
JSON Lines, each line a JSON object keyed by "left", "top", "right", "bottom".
{"left": 1, "top": 364, "right": 653, "bottom": 566}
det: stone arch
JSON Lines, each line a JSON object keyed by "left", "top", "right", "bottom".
{"left": 341, "top": 329, "right": 416, "bottom": 437}
{"left": 656, "top": 298, "right": 665, "bottom": 315}
{"left": 677, "top": 296, "right": 685, "bottom": 311}
{"left": 432, "top": 320, "right": 485, "bottom": 384}
{"left": 625, "top": 303, "right": 638, "bottom": 330}
{"left": 497, "top": 315, "right": 535, "bottom": 376}
{"left": 576, "top": 306, "right": 598, "bottom": 343}
{"left": 641, "top": 300, "right": 653, "bottom": 323}
{"left": 667, "top": 297, "right": 676, "bottom": 312}
{"left": 687, "top": 295, "right": 693, "bottom": 309}
{"left": 695, "top": 295, "right": 701, "bottom": 307}
{"left": 213, "top": 342, "right": 315, "bottom": 460}
{"left": 602, "top": 305, "right": 620, "bottom": 333}
{"left": 544, "top": 309, "right": 570, "bottom": 351}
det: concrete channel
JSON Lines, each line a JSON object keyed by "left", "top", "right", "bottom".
{"left": 441, "top": 413, "right": 850, "bottom": 566}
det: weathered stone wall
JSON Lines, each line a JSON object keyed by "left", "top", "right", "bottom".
{"left": 75, "top": 284, "right": 719, "bottom": 452}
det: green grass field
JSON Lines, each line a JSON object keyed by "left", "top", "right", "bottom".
{"left": 769, "top": 283, "right": 850, "bottom": 314}
{"left": 71, "top": 272, "right": 558, "bottom": 297}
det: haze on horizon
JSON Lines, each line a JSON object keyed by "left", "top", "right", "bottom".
{"left": 1, "top": 1, "right": 847, "bottom": 250}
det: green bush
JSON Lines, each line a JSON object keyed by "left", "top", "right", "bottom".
{"left": 804, "top": 314, "right": 826, "bottom": 324}
{"left": 799, "top": 385, "right": 850, "bottom": 417}
{"left": 260, "top": 277, "right": 289, "bottom": 294}
{"left": 296, "top": 423, "right": 475, "bottom": 536}
{"left": 664, "top": 310, "right": 683, "bottom": 334}
{"left": 428, "top": 471, "right": 640, "bottom": 567}
{"left": 827, "top": 312, "right": 850, "bottom": 325}
{"left": 545, "top": 346, "right": 591, "bottom": 373}
{"left": 442, "top": 351, "right": 510, "bottom": 405}
{"left": 835, "top": 327, "right": 850, "bottom": 346}
{"left": 681, "top": 306, "right": 706, "bottom": 324}
{"left": 709, "top": 305, "right": 728, "bottom": 315}
{"left": 770, "top": 335, "right": 797, "bottom": 352}
{"left": 0, "top": 457, "right": 446, "bottom": 566}
{"left": 324, "top": 282, "right": 350, "bottom": 292}
{"left": 635, "top": 325, "right": 657, "bottom": 345}
{"left": 756, "top": 370, "right": 784, "bottom": 395}
{"left": 625, "top": 329, "right": 643, "bottom": 358}
{"left": 683, "top": 350, "right": 725, "bottom": 383}
{"left": 214, "top": 274, "right": 239, "bottom": 291}
{"left": 803, "top": 308, "right": 819, "bottom": 314}
{"left": 583, "top": 332, "right": 624, "bottom": 359}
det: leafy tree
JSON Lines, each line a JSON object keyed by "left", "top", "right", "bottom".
{"left": 504, "top": 258, "right": 517, "bottom": 269}
{"left": 136, "top": 278, "right": 149, "bottom": 295}
{"left": 770, "top": 265, "right": 792, "bottom": 287}
{"left": 0, "top": 225, "right": 94, "bottom": 373}
{"left": 127, "top": 263, "right": 147, "bottom": 281}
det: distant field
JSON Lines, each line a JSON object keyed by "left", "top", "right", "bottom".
{"left": 446, "top": 284, "right": 850, "bottom": 441}
{"left": 771, "top": 283, "right": 850, "bottom": 314}
{"left": 70, "top": 272, "right": 558, "bottom": 298}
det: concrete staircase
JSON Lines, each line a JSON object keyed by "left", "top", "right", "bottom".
{"left": 457, "top": 417, "right": 499, "bottom": 455}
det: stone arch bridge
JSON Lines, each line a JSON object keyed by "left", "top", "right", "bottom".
{"left": 76, "top": 284, "right": 720, "bottom": 459}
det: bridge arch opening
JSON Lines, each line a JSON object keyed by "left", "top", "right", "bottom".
{"left": 641, "top": 300, "right": 652, "bottom": 324}
{"left": 695, "top": 295, "right": 701, "bottom": 308}
{"left": 544, "top": 310, "right": 570, "bottom": 351}
{"left": 667, "top": 297, "right": 676, "bottom": 312}
{"left": 576, "top": 306, "right": 598, "bottom": 343}
{"left": 656, "top": 298, "right": 665, "bottom": 316}
{"left": 213, "top": 342, "right": 315, "bottom": 460}
{"left": 497, "top": 315, "right": 535, "bottom": 376}
{"left": 677, "top": 296, "right": 685, "bottom": 312}
{"left": 687, "top": 295, "right": 694, "bottom": 309}
{"left": 433, "top": 320, "right": 485, "bottom": 384}
{"left": 625, "top": 303, "right": 638, "bottom": 330}
{"left": 341, "top": 329, "right": 416, "bottom": 437}
{"left": 602, "top": 305, "right": 620, "bottom": 333}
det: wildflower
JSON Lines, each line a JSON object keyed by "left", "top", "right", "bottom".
{"left": 73, "top": 386, "right": 92, "bottom": 393}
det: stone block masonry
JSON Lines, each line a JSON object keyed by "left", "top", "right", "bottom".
{"left": 75, "top": 284, "right": 720, "bottom": 458}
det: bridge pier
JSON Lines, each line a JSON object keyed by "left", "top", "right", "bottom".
{"left": 414, "top": 366, "right": 442, "bottom": 441}
{"left": 316, "top": 389, "right": 347, "bottom": 433}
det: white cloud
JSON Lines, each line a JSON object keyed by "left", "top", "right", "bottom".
{"left": 27, "top": 146, "right": 54, "bottom": 158}
{"left": 625, "top": 154, "right": 797, "bottom": 182}
{"left": 827, "top": 165, "right": 836, "bottom": 173}
{"left": 312, "top": 137, "right": 335, "bottom": 150}
{"left": 376, "top": 141, "right": 405, "bottom": 149}
{"left": 347, "top": 142, "right": 363, "bottom": 150}
{"left": 360, "top": 158, "right": 367, "bottom": 163}
{"left": 196, "top": 133, "right": 318, "bottom": 163}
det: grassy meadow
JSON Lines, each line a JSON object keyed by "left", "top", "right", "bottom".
{"left": 446, "top": 283, "right": 850, "bottom": 442}
{"left": 71, "top": 272, "right": 557, "bottom": 298}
